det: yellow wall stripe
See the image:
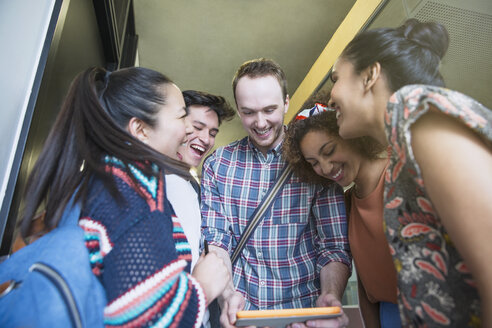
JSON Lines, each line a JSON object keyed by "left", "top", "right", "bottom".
{"left": 285, "top": 0, "right": 386, "bottom": 122}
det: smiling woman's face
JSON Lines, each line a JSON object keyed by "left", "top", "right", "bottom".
{"left": 144, "top": 83, "right": 192, "bottom": 160}
{"left": 300, "top": 129, "right": 363, "bottom": 188}
{"left": 329, "top": 57, "right": 391, "bottom": 145}
{"left": 329, "top": 58, "right": 371, "bottom": 140}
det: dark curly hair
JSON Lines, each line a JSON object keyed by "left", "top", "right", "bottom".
{"left": 283, "top": 91, "right": 385, "bottom": 186}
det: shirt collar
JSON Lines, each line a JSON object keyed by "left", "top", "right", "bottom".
{"left": 247, "top": 131, "right": 285, "bottom": 159}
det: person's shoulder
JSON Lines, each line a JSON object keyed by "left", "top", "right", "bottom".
{"left": 390, "top": 84, "right": 483, "bottom": 111}
{"left": 84, "top": 177, "right": 172, "bottom": 239}
{"left": 164, "top": 173, "right": 191, "bottom": 189}
{"left": 389, "top": 85, "right": 492, "bottom": 132}
{"left": 82, "top": 181, "right": 127, "bottom": 235}
{"left": 86, "top": 159, "right": 167, "bottom": 217}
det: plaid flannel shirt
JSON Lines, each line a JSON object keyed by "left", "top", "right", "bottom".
{"left": 200, "top": 137, "right": 351, "bottom": 310}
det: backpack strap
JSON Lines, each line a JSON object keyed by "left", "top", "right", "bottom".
{"left": 230, "top": 165, "right": 293, "bottom": 266}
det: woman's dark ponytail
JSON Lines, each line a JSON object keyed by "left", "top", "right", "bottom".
{"left": 20, "top": 67, "right": 191, "bottom": 238}
{"left": 399, "top": 18, "right": 449, "bottom": 60}
{"left": 342, "top": 18, "right": 450, "bottom": 92}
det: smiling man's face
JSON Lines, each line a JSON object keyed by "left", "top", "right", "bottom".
{"left": 177, "top": 105, "right": 220, "bottom": 167}
{"left": 234, "top": 75, "right": 288, "bottom": 156}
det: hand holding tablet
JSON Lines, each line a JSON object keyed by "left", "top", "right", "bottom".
{"left": 235, "top": 306, "right": 342, "bottom": 327}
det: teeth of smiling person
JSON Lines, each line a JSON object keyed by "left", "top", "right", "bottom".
{"left": 191, "top": 144, "right": 205, "bottom": 152}
{"left": 336, "top": 111, "right": 341, "bottom": 119}
{"left": 331, "top": 167, "right": 342, "bottom": 179}
{"left": 256, "top": 128, "right": 270, "bottom": 135}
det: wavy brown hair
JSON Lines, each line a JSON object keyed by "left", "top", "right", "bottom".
{"left": 283, "top": 91, "right": 385, "bottom": 186}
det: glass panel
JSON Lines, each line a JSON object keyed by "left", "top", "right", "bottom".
{"left": 342, "top": 262, "right": 358, "bottom": 306}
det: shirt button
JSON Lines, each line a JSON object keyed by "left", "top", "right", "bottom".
{"left": 258, "top": 251, "right": 262, "bottom": 257}
{"left": 259, "top": 280, "right": 266, "bottom": 286}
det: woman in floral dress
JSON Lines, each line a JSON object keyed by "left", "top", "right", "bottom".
{"left": 329, "top": 18, "right": 492, "bottom": 327}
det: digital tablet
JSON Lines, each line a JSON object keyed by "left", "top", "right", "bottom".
{"left": 235, "top": 306, "right": 342, "bottom": 327}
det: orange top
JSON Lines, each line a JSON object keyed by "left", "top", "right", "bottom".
{"left": 236, "top": 307, "right": 341, "bottom": 318}
{"left": 349, "top": 160, "right": 397, "bottom": 303}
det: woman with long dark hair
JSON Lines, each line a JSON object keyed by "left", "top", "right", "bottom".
{"left": 20, "top": 67, "right": 230, "bottom": 327}
{"left": 329, "top": 19, "right": 492, "bottom": 326}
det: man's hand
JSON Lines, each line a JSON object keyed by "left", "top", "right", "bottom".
{"left": 289, "top": 261, "right": 350, "bottom": 327}
{"left": 312, "top": 293, "right": 348, "bottom": 327}
{"left": 287, "top": 294, "right": 348, "bottom": 328}
{"left": 219, "top": 291, "right": 247, "bottom": 328}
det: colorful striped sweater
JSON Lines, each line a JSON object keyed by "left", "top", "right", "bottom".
{"left": 79, "top": 156, "right": 206, "bottom": 327}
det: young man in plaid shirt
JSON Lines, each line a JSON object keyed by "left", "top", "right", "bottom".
{"left": 201, "top": 58, "right": 351, "bottom": 328}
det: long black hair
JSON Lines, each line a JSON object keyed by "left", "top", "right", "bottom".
{"left": 341, "top": 18, "right": 449, "bottom": 91}
{"left": 20, "top": 67, "right": 191, "bottom": 238}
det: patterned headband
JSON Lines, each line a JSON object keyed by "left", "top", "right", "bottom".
{"left": 295, "top": 103, "right": 333, "bottom": 121}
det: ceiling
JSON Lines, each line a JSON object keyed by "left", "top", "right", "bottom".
{"left": 133, "top": 0, "right": 357, "bottom": 151}
{"left": 134, "top": 0, "right": 492, "bottom": 157}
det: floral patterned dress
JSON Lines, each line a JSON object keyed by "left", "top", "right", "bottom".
{"left": 383, "top": 85, "right": 492, "bottom": 327}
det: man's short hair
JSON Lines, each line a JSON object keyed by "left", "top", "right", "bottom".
{"left": 182, "top": 90, "right": 235, "bottom": 125}
{"left": 232, "top": 58, "right": 288, "bottom": 103}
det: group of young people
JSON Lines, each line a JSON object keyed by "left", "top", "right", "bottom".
{"left": 16, "top": 18, "right": 491, "bottom": 328}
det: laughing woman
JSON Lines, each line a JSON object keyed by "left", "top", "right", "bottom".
{"left": 18, "top": 67, "right": 230, "bottom": 327}
{"left": 328, "top": 19, "right": 492, "bottom": 326}
{"left": 284, "top": 96, "right": 399, "bottom": 328}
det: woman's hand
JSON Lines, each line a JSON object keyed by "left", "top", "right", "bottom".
{"left": 192, "top": 251, "right": 230, "bottom": 304}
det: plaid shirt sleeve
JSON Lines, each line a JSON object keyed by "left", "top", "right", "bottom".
{"left": 200, "top": 152, "right": 232, "bottom": 253}
{"left": 312, "top": 184, "right": 352, "bottom": 273}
